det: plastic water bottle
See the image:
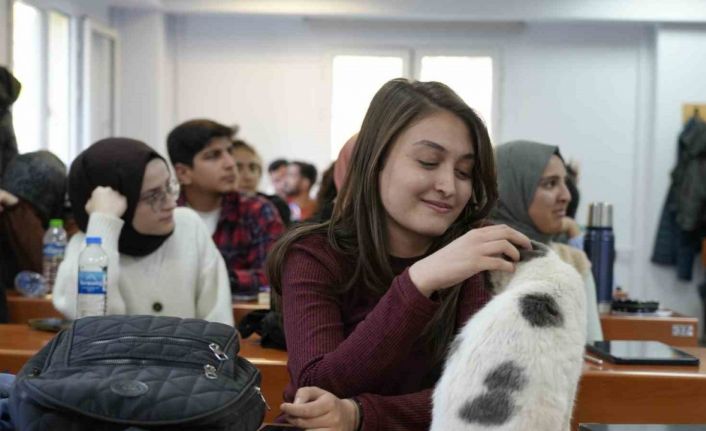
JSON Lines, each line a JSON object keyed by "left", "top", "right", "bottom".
{"left": 42, "top": 219, "right": 67, "bottom": 293}
{"left": 584, "top": 202, "right": 615, "bottom": 314}
{"left": 77, "top": 236, "right": 108, "bottom": 318}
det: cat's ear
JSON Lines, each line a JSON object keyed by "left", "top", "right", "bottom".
{"left": 518, "top": 240, "right": 549, "bottom": 262}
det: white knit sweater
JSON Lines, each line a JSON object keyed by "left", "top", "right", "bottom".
{"left": 53, "top": 208, "right": 234, "bottom": 325}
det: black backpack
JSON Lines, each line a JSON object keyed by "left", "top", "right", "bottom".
{"left": 9, "top": 315, "right": 266, "bottom": 430}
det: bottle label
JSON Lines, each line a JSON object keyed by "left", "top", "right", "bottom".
{"left": 78, "top": 270, "right": 107, "bottom": 294}
{"left": 44, "top": 243, "right": 65, "bottom": 258}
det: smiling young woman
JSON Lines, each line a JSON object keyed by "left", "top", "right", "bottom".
{"left": 266, "top": 78, "right": 531, "bottom": 431}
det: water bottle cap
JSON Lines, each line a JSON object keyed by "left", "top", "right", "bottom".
{"left": 49, "top": 219, "right": 64, "bottom": 228}
{"left": 587, "top": 202, "right": 613, "bottom": 228}
{"left": 86, "top": 236, "right": 102, "bottom": 245}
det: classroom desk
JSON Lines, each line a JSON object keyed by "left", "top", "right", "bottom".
{"left": 233, "top": 300, "right": 269, "bottom": 324}
{"left": 5, "top": 290, "right": 63, "bottom": 323}
{"left": 6, "top": 290, "right": 268, "bottom": 325}
{"left": 600, "top": 311, "right": 699, "bottom": 347}
{"left": 4, "top": 324, "right": 706, "bottom": 428}
{"left": 572, "top": 346, "right": 706, "bottom": 430}
{"left": 0, "top": 324, "right": 289, "bottom": 424}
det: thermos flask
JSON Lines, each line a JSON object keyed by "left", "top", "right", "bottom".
{"left": 583, "top": 202, "right": 615, "bottom": 313}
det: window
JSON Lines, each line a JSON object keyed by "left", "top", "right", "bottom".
{"left": 419, "top": 55, "right": 494, "bottom": 137}
{"left": 11, "top": 1, "right": 72, "bottom": 163}
{"left": 329, "top": 50, "right": 496, "bottom": 157}
{"left": 47, "top": 11, "right": 71, "bottom": 162}
{"left": 11, "top": 3, "right": 119, "bottom": 163}
{"left": 329, "top": 54, "right": 406, "bottom": 159}
{"left": 12, "top": 1, "right": 43, "bottom": 155}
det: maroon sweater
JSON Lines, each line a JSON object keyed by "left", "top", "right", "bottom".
{"left": 281, "top": 234, "right": 491, "bottom": 431}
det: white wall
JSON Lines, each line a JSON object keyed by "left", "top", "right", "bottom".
{"left": 112, "top": 11, "right": 706, "bottom": 330}
{"left": 170, "top": 16, "right": 649, "bottom": 289}
{"left": 639, "top": 25, "right": 706, "bottom": 331}
{"left": 112, "top": 9, "right": 172, "bottom": 156}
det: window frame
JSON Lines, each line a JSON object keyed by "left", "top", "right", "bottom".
{"left": 79, "top": 17, "right": 120, "bottom": 155}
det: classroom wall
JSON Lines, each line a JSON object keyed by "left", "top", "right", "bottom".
{"left": 639, "top": 25, "right": 706, "bottom": 330}
{"left": 112, "top": 9, "right": 172, "bottom": 157}
{"left": 113, "top": 10, "right": 705, "bottom": 331}
{"left": 168, "top": 15, "right": 648, "bottom": 291}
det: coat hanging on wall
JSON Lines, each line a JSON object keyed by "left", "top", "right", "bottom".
{"left": 651, "top": 105, "right": 706, "bottom": 281}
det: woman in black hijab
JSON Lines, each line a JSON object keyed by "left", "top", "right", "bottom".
{"left": 52, "top": 138, "right": 233, "bottom": 325}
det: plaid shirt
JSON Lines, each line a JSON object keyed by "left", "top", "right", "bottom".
{"left": 178, "top": 192, "right": 284, "bottom": 295}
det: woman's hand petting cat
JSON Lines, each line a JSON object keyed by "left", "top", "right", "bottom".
{"left": 409, "top": 224, "right": 532, "bottom": 297}
{"left": 281, "top": 386, "right": 360, "bottom": 431}
{"left": 85, "top": 186, "right": 127, "bottom": 219}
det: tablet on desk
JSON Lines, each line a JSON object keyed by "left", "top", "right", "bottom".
{"left": 586, "top": 341, "right": 700, "bottom": 366}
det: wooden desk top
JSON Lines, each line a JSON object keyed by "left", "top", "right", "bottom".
{"left": 5, "top": 290, "right": 269, "bottom": 325}
{"left": 573, "top": 346, "right": 706, "bottom": 428}
{"left": 0, "top": 324, "right": 286, "bottom": 368}
{"left": 600, "top": 311, "right": 699, "bottom": 347}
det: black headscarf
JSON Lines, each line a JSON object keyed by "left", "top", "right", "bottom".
{"left": 68, "top": 138, "right": 173, "bottom": 256}
{"left": 2, "top": 150, "right": 66, "bottom": 223}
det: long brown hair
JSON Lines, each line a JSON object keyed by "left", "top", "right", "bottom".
{"left": 267, "top": 78, "right": 497, "bottom": 364}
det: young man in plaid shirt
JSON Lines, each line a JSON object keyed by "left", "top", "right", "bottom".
{"left": 167, "top": 119, "right": 285, "bottom": 300}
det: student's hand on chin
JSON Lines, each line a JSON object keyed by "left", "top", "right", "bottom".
{"left": 409, "top": 224, "right": 532, "bottom": 296}
{"left": 86, "top": 186, "right": 128, "bottom": 218}
{"left": 280, "top": 387, "right": 359, "bottom": 431}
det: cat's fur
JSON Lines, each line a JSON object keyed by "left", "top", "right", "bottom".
{"left": 430, "top": 241, "right": 586, "bottom": 431}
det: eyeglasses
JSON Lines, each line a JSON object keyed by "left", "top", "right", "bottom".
{"left": 139, "top": 179, "right": 180, "bottom": 212}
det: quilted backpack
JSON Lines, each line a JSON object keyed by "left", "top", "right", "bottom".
{"left": 9, "top": 315, "right": 267, "bottom": 430}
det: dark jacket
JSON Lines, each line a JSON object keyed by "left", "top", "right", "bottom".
{"left": 673, "top": 118, "right": 706, "bottom": 231}
{"left": 0, "top": 67, "right": 21, "bottom": 178}
{"left": 652, "top": 117, "right": 706, "bottom": 281}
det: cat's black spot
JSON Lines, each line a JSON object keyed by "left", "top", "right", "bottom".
{"left": 458, "top": 390, "right": 515, "bottom": 425}
{"left": 520, "top": 293, "right": 564, "bottom": 327}
{"left": 483, "top": 361, "right": 527, "bottom": 392}
{"left": 519, "top": 240, "right": 549, "bottom": 262}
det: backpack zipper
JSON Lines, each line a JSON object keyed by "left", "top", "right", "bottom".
{"left": 83, "top": 335, "right": 230, "bottom": 362}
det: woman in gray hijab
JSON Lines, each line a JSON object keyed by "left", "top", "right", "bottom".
{"left": 491, "top": 140, "right": 603, "bottom": 342}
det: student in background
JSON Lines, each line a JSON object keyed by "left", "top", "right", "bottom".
{"left": 0, "top": 66, "right": 21, "bottom": 177}
{"left": 490, "top": 140, "right": 603, "bottom": 342}
{"left": 268, "top": 159, "right": 289, "bottom": 200}
{"left": 167, "top": 119, "right": 285, "bottom": 301}
{"left": 53, "top": 138, "right": 233, "bottom": 324}
{"left": 0, "top": 151, "right": 67, "bottom": 322}
{"left": 268, "top": 78, "right": 531, "bottom": 430}
{"left": 232, "top": 139, "right": 291, "bottom": 226}
{"left": 312, "top": 162, "right": 336, "bottom": 222}
{"left": 285, "top": 161, "right": 318, "bottom": 221}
